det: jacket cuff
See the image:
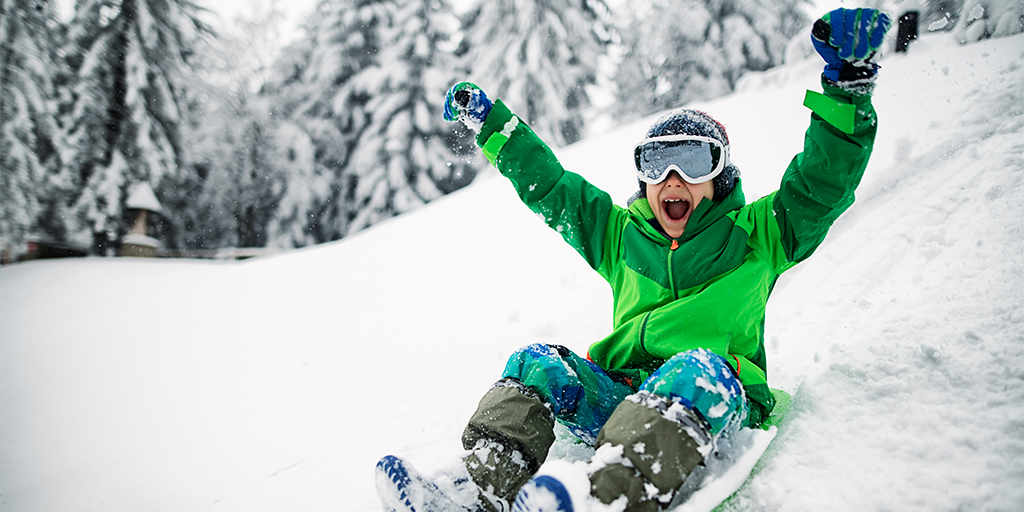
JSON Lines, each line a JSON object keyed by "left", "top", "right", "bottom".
{"left": 803, "top": 89, "right": 856, "bottom": 134}
{"left": 804, "top": 79, "right": 874, "bottom": 135}
{"left": 475, "top": 99, "right": 519, "bottom": 166}
{"left": 822, "top": 72, "right": 877, "bottom": 98}
{"left": 820, "top": 75, "right": 874, "bottom": 103}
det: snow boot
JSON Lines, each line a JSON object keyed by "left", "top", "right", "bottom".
{"left": 376, "top": 455, "right": 484, "bottom": 512}
{"left": 461, "top": 378, "right": 557, "bottom": 511}
{"left": 511, "top": 391, "right": 712, "bottom": 512}
{"left": 588, "top": 391, "right": 712, "bottom": 511}
{"left": 510, "top": 459, "right": 596, "bottom": 512}
{"left": 512, "top": 475, "right": 576, "bottom": 512}
{"left": 376, "top": 379, "right": 556, "bottom": 512}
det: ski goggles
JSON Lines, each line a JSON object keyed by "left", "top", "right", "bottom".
{"left": 633, "top": 135, "right": 729, "bottom": 185}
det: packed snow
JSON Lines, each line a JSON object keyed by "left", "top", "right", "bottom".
{"left": 2, "top": 31, "right": 1022, "bottom": 512}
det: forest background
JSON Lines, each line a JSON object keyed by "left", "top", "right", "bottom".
{"left": 1, "top": 0, "right": 1020, "bottom": 261}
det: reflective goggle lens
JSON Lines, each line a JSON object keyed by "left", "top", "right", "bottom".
{"left": 633, "top": 136, "right": 727, "bottom": 184}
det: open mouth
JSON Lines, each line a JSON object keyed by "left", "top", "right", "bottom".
{"left": 664, "top": 199, "right": 691, "bottom": 221}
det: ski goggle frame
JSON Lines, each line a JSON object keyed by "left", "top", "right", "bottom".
{"left": 633, "top": 134, "right": 730, "bottom": 185}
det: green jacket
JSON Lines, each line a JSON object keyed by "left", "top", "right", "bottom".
{"left": 475, "top": 81, "right": 877, "bottom": 425}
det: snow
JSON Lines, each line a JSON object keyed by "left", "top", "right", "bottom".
{"left": 2, "top": 31, "right": 1023, "bottom": 512}
{"left": 674, "top": 427, "right": 778, "bottom": 512}
{"left": 125, "top": 183, "right": 164, "bottom": 213}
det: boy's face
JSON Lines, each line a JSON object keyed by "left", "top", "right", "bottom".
{"left": 646, "top": 171, "right": 715, "bottom": 239}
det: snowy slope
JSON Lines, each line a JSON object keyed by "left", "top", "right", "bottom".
{"left": 2, "top": 33, "right": 1022, "bottom": 512}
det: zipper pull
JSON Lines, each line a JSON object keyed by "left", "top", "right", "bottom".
{"left": 670, "top": 239, "right": 679, "bottom": 251}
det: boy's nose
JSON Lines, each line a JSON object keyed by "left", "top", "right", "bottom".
{"left": 664, "top": 170, "right": 685, "bottom": 185}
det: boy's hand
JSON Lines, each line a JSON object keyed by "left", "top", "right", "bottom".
{"left": 443, "top": 82, "right": 492, "bottom": 130}
{"left": 812, "top": 8, "right": 892, "bottom": 84}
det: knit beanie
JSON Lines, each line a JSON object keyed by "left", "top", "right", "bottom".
{"left": 633, "top": 109, "right": 740, "bottom": 202}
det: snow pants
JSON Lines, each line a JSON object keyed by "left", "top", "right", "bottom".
{"left": 461, "top": 344, "right": 748, "bottom": 510}
{"left": 500, "top": 343, "right": 748, "bottom": 444}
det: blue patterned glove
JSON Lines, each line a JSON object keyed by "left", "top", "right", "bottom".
{"left": 812, "top": 8, "right": 892, "bottom": 84}
{"left": 443, "top": 82, "right": 492, "bottom": 130}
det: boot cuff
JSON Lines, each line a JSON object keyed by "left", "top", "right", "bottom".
{"left": 626, "top": 391, "right": 712, "bottom": 449}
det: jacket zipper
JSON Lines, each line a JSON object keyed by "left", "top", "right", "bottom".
{"left": 667, "top": 239, "right": 679, "bottom": 299}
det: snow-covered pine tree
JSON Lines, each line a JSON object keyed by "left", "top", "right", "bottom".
{"left": 160, "top": 0, "right": 299, "bottom": 250}
{"left": 59, "top": 0, "right": 209, "bottom": 253}
{"left": 457, "top": 0, "right": 612, "bottom": 147}
{"left": 263, "top": 0, "right": 472, "bottom": 243}
{"left": 0, "top": 0, "right": 64, "bottom": 261}
{"left": 612, "top": 0, "right": 806, "bottom": 121}
{"left": 212, "top": 107, "right": 288, "bottom": 248}
{"left": 904, "top": 0, "right": 964, "bottom": 33}
{"left": 261, "top": 0, "right": 394, "bottom": 243}
{"left": 162, "top": 92, "right": 292, "bottom": 250}
{"left": 255, "top": 35, "right": 328, "bottom": 248}
{"left": 953, "top": 0, "right": 1023, "bottom": 41}
{"left": 339, "top": 0, "right": 476, "bottom": 235}
{"left": 902, "top": 0, "right": 1021, "bottom": 40}
{"left": 260, "top": 118, "right": 319, "bottom": 248}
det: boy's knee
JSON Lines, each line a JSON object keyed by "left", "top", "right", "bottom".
{"left": 504, "top": 344, "right": 574, "bottom": 369}
{"left": 502, "top": 344, "right": 585, "bottom": 416}
{"left": 640, "top": 348, "right": 747, "bottom": 435}
{"left": 591, "top": 391, "right": 712, "bottom": 505}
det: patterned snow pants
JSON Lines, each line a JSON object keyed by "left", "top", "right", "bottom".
{"left": 502, "top": 344, "right": 748, "bottom": 444}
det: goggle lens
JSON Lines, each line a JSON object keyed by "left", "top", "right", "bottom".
{"left": 634, "top": 136, "right": 727, "bottom": 184}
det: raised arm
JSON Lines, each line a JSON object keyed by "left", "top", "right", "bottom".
{"left": 773, "top": 8, "right": 891, "bottom": 263}
{"left": 444, "top": 82, "right": 616, "bottom": 270}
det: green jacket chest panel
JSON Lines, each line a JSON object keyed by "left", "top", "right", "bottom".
{"left": 592, "top": 194, "right": 790, "bottom": 387}
{"left": 619, "top": 217, "right": 752, "bottom": 294}
{"left": 588, "top": 245, "right": 779, "bottom": 380}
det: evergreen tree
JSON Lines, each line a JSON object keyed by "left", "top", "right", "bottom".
{"left": 262, "top": 0, "right": 393, "bottom": 243}
{"left": 340, "top": 0, "right": 476, "bottom": 235}
{"left": 612, "top": 0, "right": 807, "bottom": 121}
{"left": 0, "top": 0, "right": 63, "bottom": 261}
{"left": 911, "top": 0, "right": 965, "bottom": 33}
{"left": 162, "top": 90, "right": 293, "bottom": 250}
{"left": 205, "top": 105, "right": 288, "bottom": 248}
{"left": 163, "top": 0, "right": 297, "bottom": 250}
{"left": 953, "top": 0, "right": 1023, "bottom": 42}
{"left": 59, "top": 0, "right": 209, "bottom": 253}
{"left": 264, "top": 0, "right": 473, "bottom": 242}
{"left": 260, "top": 118, "right": 319, "bottom": 248}
{"left": 458, "top": 0, "right": 612, "bottom": 147}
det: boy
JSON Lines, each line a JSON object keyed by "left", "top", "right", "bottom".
{"left": 377, "top": 8, "right": 891, "bottom": 512}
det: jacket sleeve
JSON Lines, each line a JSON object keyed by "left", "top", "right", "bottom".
{"left": 475, "top": 99, "right": 617, "bottom": 272}
{"left": 772, "top": 80, "right": 878, "bottom": 263}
